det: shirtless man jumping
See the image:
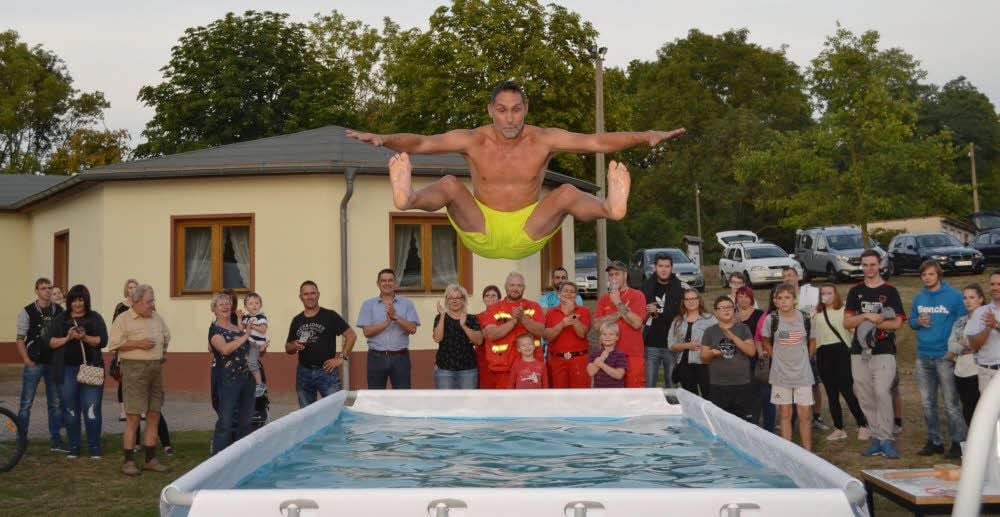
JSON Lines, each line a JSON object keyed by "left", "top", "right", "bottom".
{"left": 346, "top": 80, "right": 684, "bottom": 260}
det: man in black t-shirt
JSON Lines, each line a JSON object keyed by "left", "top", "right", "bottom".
{"left": 844, "top": 250, "right": 905, "bottom": 459}
{"left": 642, "top": 253, "right": 684, "bottom": 388}
{"left": 285, "top": 281, "right": 356, "bottom": 407}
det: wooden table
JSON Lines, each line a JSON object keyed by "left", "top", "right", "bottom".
{"left": 861, "top": 469, "right": 1000, "bottom": 516}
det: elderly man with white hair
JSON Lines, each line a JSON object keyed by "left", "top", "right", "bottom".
{"left": 108, "top": 284, "right": 171, "bottom": 477}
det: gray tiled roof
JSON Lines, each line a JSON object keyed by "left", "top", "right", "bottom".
{"left": 0, "top": 174, "right": 69, "bottom": 209}
{"left": 4, "top": 125, "right": 597, "bottom": 210}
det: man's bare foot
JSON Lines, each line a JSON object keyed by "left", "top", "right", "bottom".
{"left": 388, "top": 152, "right": 415, "bottom": 209}
{"left": 604, "top": 160, "right": 630, "bottom": 220}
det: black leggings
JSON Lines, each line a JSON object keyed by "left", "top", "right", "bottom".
{"left": 676, "top": 360, "right": 711, "bottom": 399}
{"left": 816, "top": 343, "right": 867, "bottom": 430}
{"left": 955, "top": 374, "right": 980, "bottom": 426}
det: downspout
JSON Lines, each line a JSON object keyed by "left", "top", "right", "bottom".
{"left": 339, "top": 167, "right": 357, "bottom": 391}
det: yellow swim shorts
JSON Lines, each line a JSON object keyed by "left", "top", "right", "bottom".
{"left": 447, "top": 198, "right": 559, "bottom": 260}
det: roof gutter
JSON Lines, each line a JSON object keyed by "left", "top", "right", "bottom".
{"left": 339, "top": 167, "right": 358, "bottom": 390}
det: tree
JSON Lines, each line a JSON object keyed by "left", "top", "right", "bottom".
{"left": 47, "top": 128, "right": 130, "bottom": 173}
{"left": 135, "top": 11, "right": 358, "bottom": 157}
{"left": 918, "top": 76, "right": 1000, "bottom": 210}
{"left": 0, "top": 30, "right": 113, "bottom": 173}
{"left": 620, "top": 28, "right": 812, "bottom": 257}
{"left": 735, "top": 26, "right": 963, "bottom": 242}
{"left": 377, "top": 0, "right": 630, "bottom": 179}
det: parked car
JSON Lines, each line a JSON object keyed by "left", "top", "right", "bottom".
{"left": 969, "top": 211, "right": 1000, "bottom": 265}
{"left": 887, "top": 233, "right": 984, "bottom": 275}
{"left": 794, "top": 226, "right": 889, "bottom": 281}
{"left": 715, "top": 230, "right": 759, "bottom": 248}
{"left": 574, "top": 252, "right": 598, "bottom": 297}
{"left": 719, "top": 243, "right": 803, "bottom": 288}
{"left": 627, "top": 248, "right": 705, "bottom": 292}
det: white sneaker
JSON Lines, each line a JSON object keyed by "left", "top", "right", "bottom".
{"left": 893, "top": 424, "right": 903, "bottom": 436}
{"left": 826, "top": 429, "right": 848, "bottom": 441}
{"left": 857, "top": 427, "right": 871, "bottom": 441}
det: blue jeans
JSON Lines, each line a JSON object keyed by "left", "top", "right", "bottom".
{"left": 60, "top": 366, "right": 104, "bottom": 455}
{"left": 18, "top": 363, "right": 64, "bottom": 447}
{"left": 644, "top": 347, "right": 674, "bottom": 388}
{"left": 915, "top": 356, "right": 967, "bottom": 445}
{"left": 367, "top": 352, "right": 411, "bottom": 389}
{"left": 434, "top": 367, "right": 478, "bottom": 389}
{"left": 296, "top": 365, "right": 342, "bottom": 408}
{"left": 212, "top": 373, "right": 255, "bottom": 455}
{"left": 759, "top": 383, "right": 776, "bottom": 432}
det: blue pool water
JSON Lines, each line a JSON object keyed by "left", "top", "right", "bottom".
{"left": 236, "top": 410, "right": 796, "bottom": 489}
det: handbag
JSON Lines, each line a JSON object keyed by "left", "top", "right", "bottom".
{"left": 76, "top": 341, "right": 105, "bottom": 386}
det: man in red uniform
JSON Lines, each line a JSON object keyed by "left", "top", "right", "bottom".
{"left": 543, "top": 281, "right": 592, "bottom": 388}
{"left": 594, "top": 260, "right": 647, "bottom": 387}
{"left": 481, "top": 272, "right": 545, "bottom": 388}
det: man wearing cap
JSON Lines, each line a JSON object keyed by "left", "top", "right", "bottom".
{"left": 594, "top": 260, "right": 648, "bottom": 387}
{"left": 482, "top": 272, "right": 545, "bottom": 388}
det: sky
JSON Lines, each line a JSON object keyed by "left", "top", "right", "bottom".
{"left": 7, "top": 0, "right": 1000, "bottom": 145}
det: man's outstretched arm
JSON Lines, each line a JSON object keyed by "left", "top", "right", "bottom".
{"left": 541, "top": 127, "right": 685, "bottom": 153}
{"left": 345, "top": 128, "right": 477, "bottom": 154}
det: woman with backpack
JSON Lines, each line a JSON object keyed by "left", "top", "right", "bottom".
{"left": 761, "top": 283, "right": 816, "bottom": 451}
{"left": 811, "top": 283, "right": 869, "bottom": 442}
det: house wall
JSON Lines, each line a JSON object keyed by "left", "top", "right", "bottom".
{"left": 0, "top": 213, "right": 31, "bottom": 343}
{"left": 2, "top": 172, "right": 578, "bottom": 394}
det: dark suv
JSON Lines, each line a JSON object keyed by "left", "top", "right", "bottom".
{"left": 887, "top": 233, "right": 984, "bottom": 275}
{"left": 969, "top": 211, "right": 1000, "bottom": 265}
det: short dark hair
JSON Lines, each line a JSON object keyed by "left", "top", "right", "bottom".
{"left": 782, "top": 266, "right": 799, "bottom": 277}
{"left": 713, "top": 295, "right": 735, "bottom": 310}
{"left": 860, "top": 249, "right": 881, "bottom": 262}
{"left": 728, "top": 271, "right": 745, "bottom": 283}
{"left": 377, "top": 268, "right": 396, "bottom": 281}
{"left": 990, "top": 269, "right": 1000, "bottom": 280}
{"left": 552, "top": 267, "right": 568, "bottom": 276}
{"left": 491, "top": 80, "right": 527, "bottom": 104}
{"left": 300, "top": 280, "right": 318, "bottom": 292}
{"left": 35, "top": 277, "right": 52, "bottom": 289}
{"left": 482, "top": 284, "right": 501, "bottom": 299}
{"left": 963, "top": 282, "right": 986, "bottom": 300}
{"left": 654, "top": 253, "right": 673, "bottom": 266}
{"left": 919, "top": 259, "right": 944, "bottom": 276}
{"left": 66, "top": 284, "right": 91, "bottom": 313}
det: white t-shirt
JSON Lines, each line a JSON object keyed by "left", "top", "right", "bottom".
{"left": 966, "top": 303, "right": 1000, "bottom": 366}
{"left": 798, "top": 284, "right": 820, "bottom": 316}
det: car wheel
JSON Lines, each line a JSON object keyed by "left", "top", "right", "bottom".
{"left": 826, "top": 263, "right": 839, "bottom": 283}
{"left": 887, "top": 260, "right": 895, "bottom": 277}
{"left": 800, "top": 264, "right": 811, "bottom": 283}
{"left": 721, "top": 271, "right": 729, "bottom": 288}
{"left": 697, "top": 284, "right": 706, "bottom": 293}
{"left": 743, "top": 271, "right": 753, "bottom": 288}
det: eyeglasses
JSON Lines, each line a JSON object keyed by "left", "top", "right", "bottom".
{"left": 715, "top": 306, "right": 735, "bottom": 311}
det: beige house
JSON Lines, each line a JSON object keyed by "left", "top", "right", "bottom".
{"left": 0, "top": 126, "right": 593, "bottom": 392}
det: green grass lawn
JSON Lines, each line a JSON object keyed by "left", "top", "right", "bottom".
{"left": 2, "top": 269, "right": 994, "bottom": 515}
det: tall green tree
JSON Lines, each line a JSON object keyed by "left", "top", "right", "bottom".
{"left": 621, "top": 28, "right": 812, "bottom": 256}
{"left": 135, "top": 11, "right": 357, "bottom": 157}
{"left": 377, "top": 0, "right": 630, "bottom": 179}
{"left": 47, "top": 128, "right": 130, "bottom": 173}
{"left": 918, "top": 76, "right": 1000, "bottom": 211}
{"left": 735, "top": 26, "right": 963, "bottom": 242}
{"left": 0, "top": 30, "right": 113, "bottom": 173}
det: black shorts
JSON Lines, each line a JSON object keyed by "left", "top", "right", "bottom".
{"left": 708, "top": 383, "right": 757, "bottom": 422}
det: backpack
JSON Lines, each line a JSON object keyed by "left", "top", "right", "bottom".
{"left": 756, "top": 311, "right": 811, "bottom": 384}
{"left": 768, "top": 310, "right": 811, "bottom": 345}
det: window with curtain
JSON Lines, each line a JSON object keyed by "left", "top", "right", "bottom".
{"left": 173, "top": 215, "right": 253, "bottom": 296}
{"left": 391, "top": 215, "right": 469, "bottom": 293}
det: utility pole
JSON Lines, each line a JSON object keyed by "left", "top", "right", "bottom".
{"left": 694, "top": 182, "right": 703, "bottom": 266}
{"left": 970, "top": 143, "right": 980, "bottom": 212}
{"left": 594, "top": 45, "right": 608, "bottom": 294}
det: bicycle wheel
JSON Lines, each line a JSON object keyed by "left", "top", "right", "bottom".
{"left": 0, "top": 406, "right": 26, "bottom": 473}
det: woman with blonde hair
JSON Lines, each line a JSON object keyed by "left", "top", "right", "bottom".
{"left": 432, "top": 284, "right": 483, "bottom": 389}
{"left": 208, "top": 292, "right": 254, "bottom": 454}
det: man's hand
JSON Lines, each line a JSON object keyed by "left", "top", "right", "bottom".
{"left": 865, "top": 313, "right": 885, "bottom": 324}
{"left": 140, "top": 338, "right": 156, "bottom": 350}
{"left": 561, "top": 315, "right": 576, "bottom": 327}
{"left": 984, "top": 310, "right": 998, "bottom": 330}
{"left": 24, "top": 358, "right": 36, "bottom": 367}
{"left": 609, "top": 287, "right": 622, "bottom": 306}
{"left": 346, "top": 129, "right": 383, "bottom": 147}
{"left": 647, "top": 128, "right": 686, "bottom": 147}
{"left": 287, "top": 340, "right": 306, "bottom": 353}
{"left": 646, "top": 303, "right": 657, "bottom": 314}
{"left": 512, "top": 306, "right": 524, "bottom": 320}
{"left": 323, "top": 357, "right": 345, "bottom": 372}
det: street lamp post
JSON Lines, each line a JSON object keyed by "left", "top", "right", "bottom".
{"left": 595, "top": 45, "right": 608, "bottom": 294}
{"left": 970, "top": 142, "right": 980, "bottom": 212}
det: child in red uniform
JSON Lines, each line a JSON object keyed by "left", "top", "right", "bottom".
{"left": 509, "top": 334, "right": 549, "bottom": 389}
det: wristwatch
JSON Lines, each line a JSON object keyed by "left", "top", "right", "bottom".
{"left": 336, "top": 352, "right": 349, "bottom": 362}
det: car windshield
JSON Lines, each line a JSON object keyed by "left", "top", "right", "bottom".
{"left": 745, "top": 246, "right": 787, "bottom": 259}
{"left": 721, "top": 234, "right": 756, "bottom": 245}
{"left": 575, "top": 254, "right": 596, "bottom": 269}
{"left": 827, "top": 233, "right": 864, "bottom": 250}
{"left": 916, "top": 234, "right": 960, "bottom": 248}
